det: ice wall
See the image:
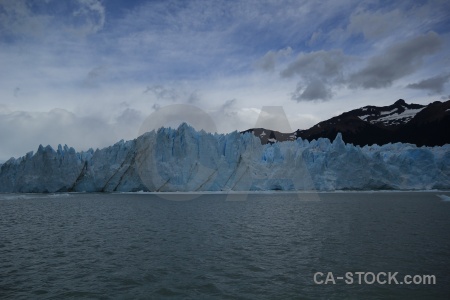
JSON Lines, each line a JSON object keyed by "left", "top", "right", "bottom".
{"left": 1, "top": 123, "right": 449, "bottom": 192}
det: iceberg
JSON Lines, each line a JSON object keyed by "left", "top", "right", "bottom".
{"left": 1, "top": 123, "right": 449, "bottom": 193}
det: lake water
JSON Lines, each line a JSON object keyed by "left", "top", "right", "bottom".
{"left": 1, "top": 192, "right": 450, "bottom": 299}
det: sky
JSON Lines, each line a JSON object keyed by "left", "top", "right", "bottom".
{"left": 1, "top": 0, "right": 450, "bottom": 161}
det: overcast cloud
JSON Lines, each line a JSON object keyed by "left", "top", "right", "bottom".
{"left": 407, "top": 74, "right": 450, "bottom": 94}
{"left": 348, "top": 32, "right": 443, "bottom": 89}
{"left": 280, "top": 50, "right": 348, "bottom": 101}
{"left": 0, "top": 0, "right": 449, "bottom": 161}
{"left": 0, "top": 108, "right": 143, "bottom": 161}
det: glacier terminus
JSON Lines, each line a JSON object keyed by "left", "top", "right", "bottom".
{"left": 0, "top": 123, "right": 449, "bottom": 193}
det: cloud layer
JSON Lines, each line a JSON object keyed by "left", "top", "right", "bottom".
{"left": 281, "top": 50, "right": 348, "bottom": 101}
{"left": 0, "top": 0, "right": 449, "bottom": 160}
{"left": 407, "top": 74, "right": 450, "bottom": 94}
{"left": 348, "top": 32, "right": 442, "bottom": 89}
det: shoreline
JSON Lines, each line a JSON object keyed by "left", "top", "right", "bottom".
{"left": 1, "top": 189, "right": 449, "bottom": 196}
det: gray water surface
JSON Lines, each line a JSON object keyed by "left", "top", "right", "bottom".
{"left": 1, "top": 192, "right": 449, "bottom": 299}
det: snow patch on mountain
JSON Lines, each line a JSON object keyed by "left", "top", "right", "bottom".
{"left": 354, "top": 101, "right": 428, "bottom": 127}
{"left": 374, "top": 107, "right": 425, "bottom": 124}
{"left": 358, "top": 115, "right": 370, "bottom": 121}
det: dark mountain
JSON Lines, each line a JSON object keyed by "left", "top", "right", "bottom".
{"left": 243, "top": 99, "right": 450, "bottom": 146}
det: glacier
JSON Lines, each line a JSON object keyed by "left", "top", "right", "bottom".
{"left": 0, "top": 123, "right": 449, "bottom": 193}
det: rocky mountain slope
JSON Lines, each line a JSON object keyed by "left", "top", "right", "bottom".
{"left": 244, "top": 99, "right": 450, "bottom": 146}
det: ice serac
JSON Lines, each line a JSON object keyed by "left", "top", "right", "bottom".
{"left": 0, "top": 123, "right": 449, "bottom": 192}
{"left": 0, "top": 144, "right": 92, "bottom": 193}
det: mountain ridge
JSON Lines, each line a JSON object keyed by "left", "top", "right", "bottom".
{"left": 243, "top": 99, "right": 450, "bottom": 147}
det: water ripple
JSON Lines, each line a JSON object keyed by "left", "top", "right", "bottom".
{"left": 0, "top": 192, "right": 449, "bottom": 299}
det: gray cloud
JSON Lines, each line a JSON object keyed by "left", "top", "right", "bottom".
{"left": 406, "top": 74, "right": 450, "bottom": 94}
{"left": 347, "top": 9, "right": 404, "bottom": 40}
{"left": 281, "top": 49, "right": 346, "bottom": 79}
{"left": 0, "top": 108, "right": 144, "bottom": 161}
{"left": 144, "top": 85, "right": 179, "bottom": 101}
{"left": 348, "top": 32, "right": 442, "bottom": 89}
{"left": 345, "top": 2, "right": 450, "bottom": 43}
{"left": 218, "top": 99, "right": 237, "bottom": 117}
{"left": 292, "top": 79, "right": 332, "bottom": 102}
{"left": 281, "top": 50, "right": 347, "bottom": 101}
{"left": 0, "top": 0, "right": 105, "bottom": 39}
{"left": 116, "top": 108, "right": 144, "bottom": 125}
{"left": 256, "top": 52, "right": 277, "bottom": 72}
{"left": 256, "top": 47, "right": 292, "bottom": 72}
{"left": 0, "top": 109, "right": 108, "bottom": 160}
{"left": 187, "top": 90, "right": 201, "bottom": 103}
{"left": 0, "top": 0, "right": 51, "bottom": 38}
{"left": 143, "top": 85, "right": 203, "bottom": 104}
{"left": 114, "top": 107, "right": 145, "bottom": 138}
{"left": 87, "top": 66, "right": 107, "bottom": 80}
{"left": 83, "top": 65, "right": 109, "bottom": 87}
{"left": 221, "top": 99, "right": 236, "bottom": 110}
